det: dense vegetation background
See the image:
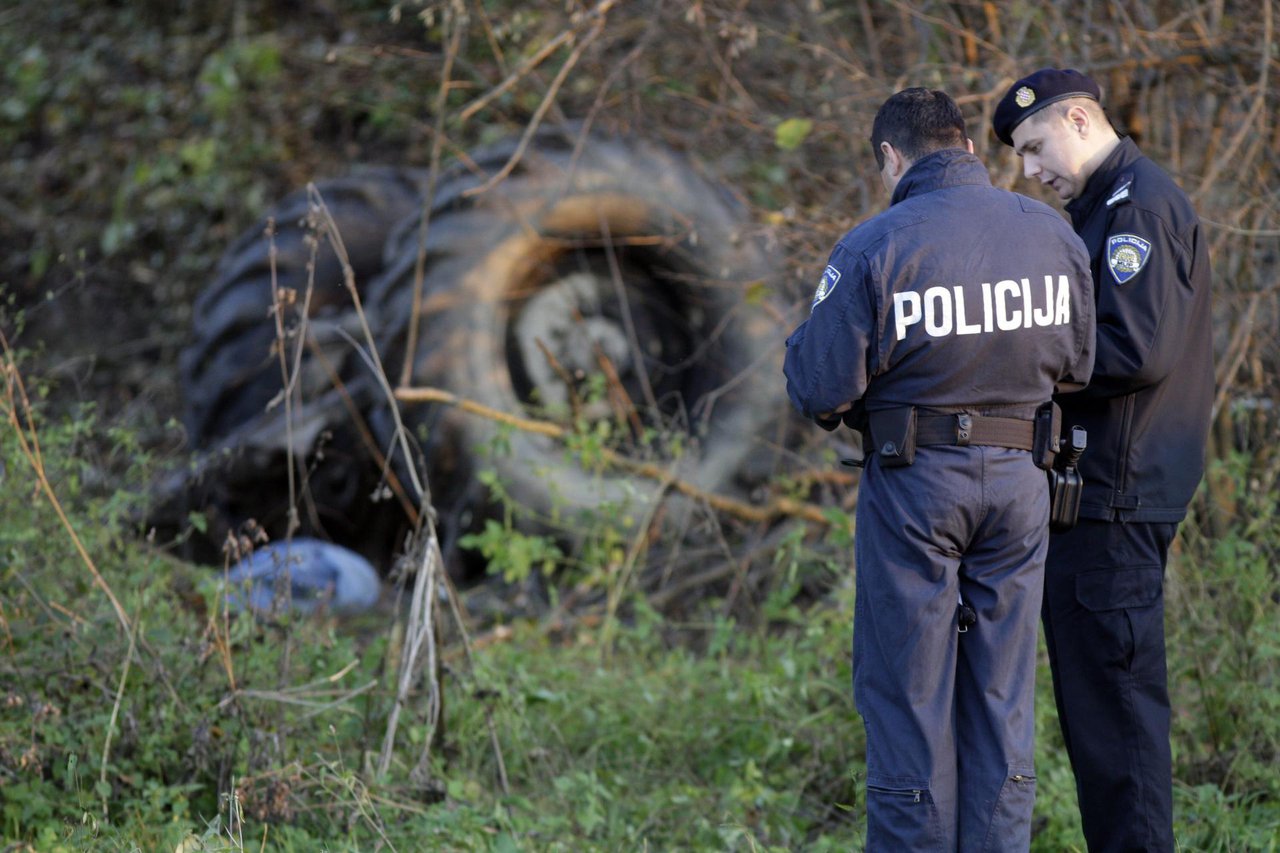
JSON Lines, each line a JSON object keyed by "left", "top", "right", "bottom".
{"left": 2, "top": 1, "right": 1277, "bottom": 850}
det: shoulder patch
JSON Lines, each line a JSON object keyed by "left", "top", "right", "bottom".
{"left": 1107, "top": 234, "right": 1151, "bottom": 284}
{"left": 811, "top": 264, "right": 841, "bottom": 310}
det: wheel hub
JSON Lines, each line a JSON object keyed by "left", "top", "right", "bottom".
{"left": 513, "top": 272, "right": 634, "bottom": 412}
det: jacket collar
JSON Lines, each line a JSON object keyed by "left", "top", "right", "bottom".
{"left": 890, "top": 149, "right": 992, "bottom": 206}
{"left": 1065, "top": 136, "right": 1143, "bottom": 226}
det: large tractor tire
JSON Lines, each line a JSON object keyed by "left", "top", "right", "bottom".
{"left": 181, "top": 167, "right": 425, "bottom": 446}
{"left": 170, "top": 128, "right": 786, "bottom": 576}
{"left": 173, "top": 167, "right": 425, "bottom": 563}
{"left": 363, "top": 128, "right": 786, "bottom": 535}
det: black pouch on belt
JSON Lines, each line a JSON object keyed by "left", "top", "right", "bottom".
{"left": 868, "top": 407, "right": 917, "bottom": 468}
{"left": 1031, "top": 401, "right": 1061, "bottom": 470}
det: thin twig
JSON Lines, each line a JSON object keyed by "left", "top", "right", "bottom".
{"left": 599, "top": 212, "right": 660, "bottom": 415}
{"left": 458, "top": 28, "right": 574, "bottom": 123}
{"left": 599, "top": 465, "right": 675, "bottom": 661}
{"left": 1, "top": 332, "right": 132, "bottom": 636}
{"left": 461, "top": 13, "right": 607, "bottom": 199}
{"left": 266, "top": 219, "right": 303, "bottom": 539}
{"left": 224, "top": 681, "right": 377, "bottom": 710}
{"left": 399, "top": 0, "right": 467, "bottom": 390}
{"left": 378, "top": 528, "right": 441, "bottom": 778}
{"left": 394, "top": 384, "right": 835, "bottom": 525}
{"left": 457, "top": 0, "right": 621, "bottom": 123}
{"left": 100, "top": 615, "right": 138, "bottom": 818}
{"left": 1200, "top": 218, "right": 1280, "bottom": 237}
{"left": 1211, "top": 293, "right": 1260, "bottom": 420}
{"left": 301, "top": 171, "right": 507, "bottom": 791}
{"left": 533, "top": 336, "right": 585, "bottom": 420}
{"left": 307, "top": 186, "right": 427, "bottom": 503}
{"left": 304, "top": 336, "right": 419, "bottom": 524}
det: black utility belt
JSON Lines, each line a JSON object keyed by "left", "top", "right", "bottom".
{"left": 915, "top": 414, "right": 1034, "bottom": 450}
{"left": 859, "top": 403, "right": 1088, "bottom": 533}
{"left": 865, "top": 407, "right": 1042, "bottom": 469}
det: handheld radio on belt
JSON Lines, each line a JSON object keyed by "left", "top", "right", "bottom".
{"left": 845, "top": 401, "right": 1088, "bottom": 532}
{"left": 1048, "top": 426, "right": 1087, "bottom": 532}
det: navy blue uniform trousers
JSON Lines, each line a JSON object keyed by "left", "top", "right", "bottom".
{"left": 1043, "top": 519, "right": 1177, "bottom": 852}
{"left": 854, "top": 445, "right": 1048, "bottom": 851}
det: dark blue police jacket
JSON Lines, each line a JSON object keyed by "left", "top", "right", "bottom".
{"left": 784, "top": 149, "right": 1095, "bottom": 432}
{"left": 1062, "top": 137, "right": 1215, "bottom": 523}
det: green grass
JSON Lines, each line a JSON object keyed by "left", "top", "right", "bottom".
{"left": 3, "top": 368, "right": 1278, "bottom": 851}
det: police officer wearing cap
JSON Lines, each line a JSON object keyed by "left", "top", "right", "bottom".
{"left": 994, "top": 69, "right": 1215, "bottom": 852}
{"left": 785, "top": 87, "right": 1095, "bottom": 850}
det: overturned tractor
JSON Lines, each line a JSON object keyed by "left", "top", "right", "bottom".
{"left": 164, "top": 127, "right": 792, "bottom": 587}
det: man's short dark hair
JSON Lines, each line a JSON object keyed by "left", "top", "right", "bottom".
{"left": 870, "top": 88, "right": 967, "bottom": 169}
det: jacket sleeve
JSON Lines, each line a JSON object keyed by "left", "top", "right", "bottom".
{"left": 1073, "top": 204, "right": 1197, "bottom": 398}
{"left": 783, "top": 244, "right": 876, "bottom": 428}
{"left": 1055, "top": 234, "right": 1097, "bottom": 394}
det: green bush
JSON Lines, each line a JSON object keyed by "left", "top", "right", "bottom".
{"left": 1167, "top": 453, "right": 1280, "bottom": 851}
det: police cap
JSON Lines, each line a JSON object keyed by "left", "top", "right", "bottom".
{"left": 993, "top": 68, "right": 1101, "bottom": 146}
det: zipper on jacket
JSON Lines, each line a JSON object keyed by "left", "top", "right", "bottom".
{"left": 1112, "top": 393, "right": 1137, "bottom": 516}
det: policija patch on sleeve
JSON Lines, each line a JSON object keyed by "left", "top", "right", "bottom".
{"left": 1106, "top": 234, "right": 1152, "bottom": 284}
{"left": 811, "top": 264, "right": 841, "bottom": 310}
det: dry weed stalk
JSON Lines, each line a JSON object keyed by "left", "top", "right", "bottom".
{"left": 1, "top": 332, "right": 132, "bottom": 636}
{"left": 100, "top": 622, "right": 137, "bottom": 818}
{"left": 398, "top": 0, "right": 468, "bottom": 391}
{"left": 1, "top": 330, "right": 142, "bottom": 820}
{"left": 301, "top": 178, "right": 511, "bottom": 791}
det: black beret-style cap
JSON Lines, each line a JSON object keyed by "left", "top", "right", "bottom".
{"left": 992, "top": 68, "right": 1102, "bottom": 146}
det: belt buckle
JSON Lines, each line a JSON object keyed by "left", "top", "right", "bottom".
{"left": 955, "top": 414, "right": 972, "bottom": 446}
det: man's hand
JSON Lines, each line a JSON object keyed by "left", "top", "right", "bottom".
{"left": 815, "top": 401, "right": 854, "bottom": 432}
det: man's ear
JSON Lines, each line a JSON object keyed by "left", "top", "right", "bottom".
{"left": 881, "top": 142, "right": 904, "bottom": 177}
{"left": 1065, "top": 104, "right": 1091, "bottom": 139}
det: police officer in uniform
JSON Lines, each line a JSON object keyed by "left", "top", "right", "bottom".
{"left": 994, "top": 69, "right": 1215, "bottom": 852}
{"left": 785, "top": 88, "right": 1095, "bottom": 850}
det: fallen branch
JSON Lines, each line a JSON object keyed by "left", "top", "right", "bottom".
{"left": 393, "top": 385, "right": 838, "bottom": 526}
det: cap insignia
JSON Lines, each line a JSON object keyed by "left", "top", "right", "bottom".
{"left": 1014, "top": 86, "right": 1036, "bottom": 108}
